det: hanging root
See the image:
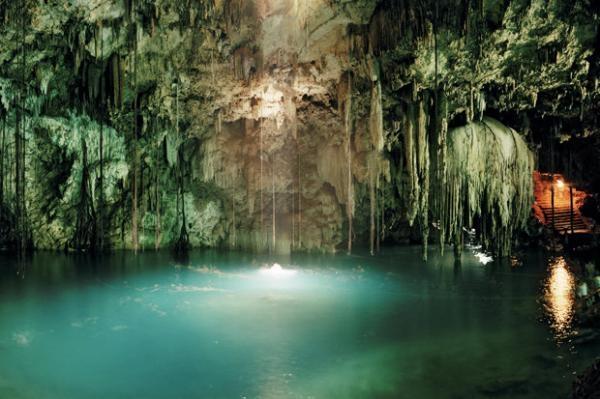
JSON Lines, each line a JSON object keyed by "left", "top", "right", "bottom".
{"left": 173, "top": 223, "right": 189, "bottom": 255}
{"left": 70, "top": 139, "right": 97, "bottom": 252}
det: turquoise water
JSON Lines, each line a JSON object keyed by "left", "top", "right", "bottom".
{"left": 0, "top": 247, "right": 597, "bottom": 398}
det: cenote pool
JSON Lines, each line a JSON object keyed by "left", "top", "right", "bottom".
{"left": 0, "top": 247, "right": 597, "bottom": 399}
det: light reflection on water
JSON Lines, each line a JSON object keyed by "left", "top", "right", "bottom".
{"left": 543, "top": 256, "right": 575, "bottom": 340}
{"left": 0, "top": 249, "right": 597, "bottom": 399}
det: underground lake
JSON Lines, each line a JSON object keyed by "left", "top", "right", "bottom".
{"left": 2, "top": 0, "right": 600, "bottom": 397}
{"left": 0, "top": 247, "right": 597, "bottom": 399}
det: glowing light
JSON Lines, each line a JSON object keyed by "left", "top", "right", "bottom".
{"left": 556, "top": 179, "right": 565, "bottom": 190}
{"left": 544, "top": 257, "right": 575, "bottom": 339}
{"left": 259, "top": 263, "right": 297, "bottom": 278}
{"left": 474, "top": 252, "right": 493, "bottom": 265}
{"left": 258, "top": 83, "right": 285, "bottom": 120}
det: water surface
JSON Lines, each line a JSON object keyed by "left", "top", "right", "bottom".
{"left": 0, "top": 247, "right": 596, "bottom": 398}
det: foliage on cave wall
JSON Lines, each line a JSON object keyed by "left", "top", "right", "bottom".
{"left": 0, "top": 0, "right": 598, "bottom": 255}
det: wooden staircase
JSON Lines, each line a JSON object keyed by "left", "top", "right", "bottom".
{"left": 534, "top": 173, "right": 591, "bottom": 235}
{"left": 536, "top": 197, "right": 589, "bottom": 233}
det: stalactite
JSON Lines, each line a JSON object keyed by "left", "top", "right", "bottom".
{"left": 216, "top": 109, "right": 222, "bottom": 134}
{"left": 131, "top": 19, "right": 139, "bottom": 252}
{"left": 111, "top": 54, "right": 123, "bottom": 109}
{"left": 174, "top": 80, "right": 189, "bottom": 254}
{"left": 580, "top": 84, "right": 585, "bottom": 122}
{"left": 140, "top": 134, "right": 146, "bottom": 251}
{"left": 441, "top": 118, "right": 534, "bottom": 257}
{"left": 0, "top": 114, "right": 5, "bottom": 207}
{"left": 344, "top": 73, "right": 354, "bottom": 254}
{"left": 271, "top": 157, "right": 276, "bottom": 252}
{"left": 368, "top": 0, "right": 428, "bottom": 56}
{"left": 231, "top": 193, "right": 236, "bottom": 248}
{"left": 18, "top": 2, "right": 25, "bottom": 253}
{"left": 72, "top": 139, "right": 96, "bottom": 251}
{"left": 416, "top": 96, "right": 429, "bottom": 260}
{"left": 14, "top": 0, "right": 27, "bottom": 255}
{"left": 98, "top": 105, "right": 105, "bottom": 250}
{"left": 259, "top": 119, "right": 264, "bottom": 248}
{"left": 8, "top": 107, "right": 15, "bottom": 216}
{"left": 0, "top": 0, "right": 575, "bottom": 257}
{"left": 369, "top": 155, "right": 376, "bottom": 255}
{"left": 291, "top": 153, "right": 296, "bottom": 250}
{"left": 97, "top": 22, "right": 105, "bottom": 252}
{"left": 404, "top": 102, "right": 419, "bottom": 225}
{"left": 326, "top": 71, "right": 358, "bottom": 252}
{"left": 120, "top": 183, "right": 125, "bottom": 246}
{"left": 369, "top": 80, "right": 384, "bottom": 153}
{"left": 155, "top": 142, "right": 161, "bottom": 251}
{"left": 211, "top": 50, "right": 215, "bottom": 85}
{"left": 297, "top": 144, "right": 302, "bottom": 249}
{"left": 368, "top": 60, "right": 384, "bottom": 255}
{"left": 375, "top": 178, "right": 380, "bottom": 253}
{"left": 431, "top": 0, "right": 445, "bottom": 254}
{"left": 380, "top": 186, "right": 385, "bottom": 245}
{"left": 436, "top": 93, "right": 448, "bottom": 254}
{"left": 469, "top": 85, "right": 474, "bottom": 122}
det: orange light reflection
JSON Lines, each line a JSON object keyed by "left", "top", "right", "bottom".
{"left": 543, "top": 256, "right": 575, "bottom": 340}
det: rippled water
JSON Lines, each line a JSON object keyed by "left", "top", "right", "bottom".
{"left": 543, "top": 256, "right": 576, "bottom": 341}
{"left": 0, "top": 247, "right": 596, "bottom": 399}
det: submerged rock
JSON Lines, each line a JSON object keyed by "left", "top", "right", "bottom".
{"left": 572, "top": 359, "right": 600, "bottom": 399}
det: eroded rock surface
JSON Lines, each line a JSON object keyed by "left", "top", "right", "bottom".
{"left": 0, "top": 0, "right": 598, "bottom": 253}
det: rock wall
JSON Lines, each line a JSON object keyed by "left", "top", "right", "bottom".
{"left": 0, "top": 0, "right": 598, "bottom": 255}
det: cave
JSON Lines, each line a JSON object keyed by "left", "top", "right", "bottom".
{"left": 1, "top": 0, "right": 600, "bottom": 398}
